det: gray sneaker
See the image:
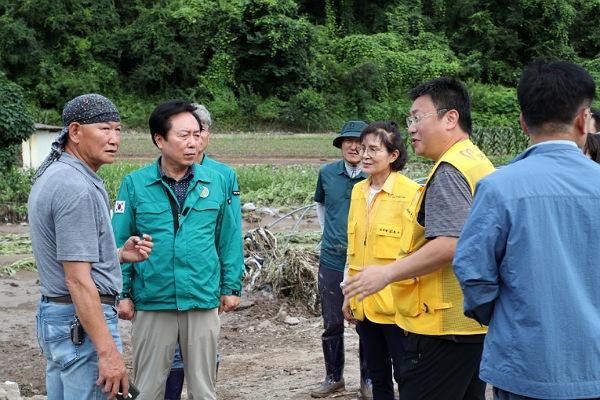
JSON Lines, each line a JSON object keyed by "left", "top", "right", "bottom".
{"left": 310, "top": 376, "right": 345, "bottom": 398}
{"left": 359, "top": 378, "right": 373, "bottom": 399}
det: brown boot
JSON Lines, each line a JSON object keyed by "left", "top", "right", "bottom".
{"left": 310, "top": 376, "right": 345, "bottom": 398}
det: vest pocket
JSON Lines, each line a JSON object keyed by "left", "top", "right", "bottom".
{"left": 399, "top": 210, "right": 426, "bottom": 256}
{"left": 347, "top": 221, "right": 356, "bottom": 256}
{"left": 373, "top": 223, "right": 402, "bottom": 259}
{"left": 347, "top": 264, "right": 364, "bottom": 321}
{"left": 391, "top": 278, "right": 422, "bottom": 317}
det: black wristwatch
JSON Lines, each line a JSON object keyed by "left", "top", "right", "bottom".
{"left": 118, "top": 292, "right": 131, "bottom": 300}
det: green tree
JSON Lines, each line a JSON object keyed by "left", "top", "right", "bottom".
{"left": 0, "top": 74, "right": 35, "bottom": 169}
{"left": 423, "top": 0, "right": 577, "bottom": 84}
{"left": 234, "top": 0, "right": 318, "bottom": 98}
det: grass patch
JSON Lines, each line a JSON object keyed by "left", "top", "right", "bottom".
{"left": 0, "top": 133, "right": 519, "bottom": 220}
{"left": 237, "top": 165, "right": 317, "bottom": 206}
{"left": 117, "top": 131, "right": 341, "bottom": 159}
{"left": 98, "top": 161, "right": 433, "bottom": 207}
{"left": 0, "top": 233, "right": 35, "bottom": 276}
{"left": 1, "top": 257, "right": 36, "bottom": 276}
{"left": 0, "top": 233, "right": 31, "bottom": 255}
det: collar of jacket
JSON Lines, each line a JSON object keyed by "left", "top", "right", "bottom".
{"left": 336, "top": 159, "right": 367, "bottom": 178}
{"left": 145, "top": 158, "right": 213, "bottom": 187}
{"left": 511, "top": 141, "right": 582, "bottom": 164}
{"left": 362, "top": 171, "right": 397, "bottom": 197}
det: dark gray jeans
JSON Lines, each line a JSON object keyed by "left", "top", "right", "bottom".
{"left": 318, "top": 264, "right": 369, "bottom": 381}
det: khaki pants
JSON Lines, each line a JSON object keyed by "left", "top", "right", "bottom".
{"left": 132, "top": 308, "right": 220, "bottom": 400}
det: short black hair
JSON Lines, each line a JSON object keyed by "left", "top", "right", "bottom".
{"left": 409, "top": 77, "right": 472, "bottom": 135}
{"left": 148, "top": 100, "right": 199, "bottom": 146}
{"left": 359, "top": 121, "right": 408, "bottom": 171}
{"left": 518, "top": 60, "right": 595, "bottom": 133}
{"left": 585, "top": 134, "right": 600, "bottom": 163}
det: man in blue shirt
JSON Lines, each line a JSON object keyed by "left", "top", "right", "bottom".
{"left": 454, "top": 60, "right": 600, "bottom": 399}
{"left": 311, "top": 121, "right": 370, "bottom": 398}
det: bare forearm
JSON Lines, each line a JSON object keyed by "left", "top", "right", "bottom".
{"left": 64, "top": 262, "right": 118, "bottom": 356}
{"left": 386, "top": 236, "right": 457, "bottom": 283}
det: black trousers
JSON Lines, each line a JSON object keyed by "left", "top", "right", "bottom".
{"left": 399, "top": 333, "right": 486, "bottom": 400}
{"left": 318, "top": 264, "right": 369, "bottom": 381}
{"left": 356, "top": 318, "right": 407, "bottom": 400}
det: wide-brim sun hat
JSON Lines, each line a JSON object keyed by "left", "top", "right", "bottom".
{"left": 333, "top": 120, "right": 368, "bottom": 148}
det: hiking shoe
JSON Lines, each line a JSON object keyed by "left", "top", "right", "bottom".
{"left": 310, "top": 376, "right": 345, "bottom": 398}
{"left": 359, "top": 378, "right": 373, "bottom": 399}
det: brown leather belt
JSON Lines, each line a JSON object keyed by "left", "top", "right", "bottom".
{"left": 42, "top": 294, "right": 118, "bottom": 306}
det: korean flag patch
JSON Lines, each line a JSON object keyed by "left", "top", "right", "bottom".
{"left": 114, "top": 200, "right": 126, "bottom": 214}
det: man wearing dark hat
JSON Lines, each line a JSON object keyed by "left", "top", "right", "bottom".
{"left": 311, "top": 121, "right": 371, "bottom": 398}
{"left": 28, "top": 93, "right": 153, "bottom": 399}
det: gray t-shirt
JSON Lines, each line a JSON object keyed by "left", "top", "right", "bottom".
{"left": 418, "top": 162, "right": 472, "bottom": 239}
{"left": 28, "top": 153, "right": 122, "bottom": 297}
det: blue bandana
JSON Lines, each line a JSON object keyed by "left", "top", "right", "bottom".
{"left": 32, "top": 93, "right": 120, "bottom": 181}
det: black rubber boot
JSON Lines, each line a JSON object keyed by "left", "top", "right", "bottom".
{"left": 322, "top": 336, "right": 344, "bottom": 381}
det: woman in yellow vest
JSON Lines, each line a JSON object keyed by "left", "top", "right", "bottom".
{"left": 342, "top": 121, "right": 420, "bottom": 400}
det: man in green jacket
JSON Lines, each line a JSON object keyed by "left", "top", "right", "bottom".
{"left": 164, "top": 104, "right": 244, "bottom": 399}
{"left": 113, "top": 100, "right": 244, "bottom": 400}
{"left": 194, "top": 103, "right": 242, "bottom": 227}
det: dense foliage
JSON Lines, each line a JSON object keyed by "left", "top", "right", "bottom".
{"left": 0, "top": 73, "right": 35, "bottom": 168}
{"left": 1, "top": 0, "right": 599, "bottom": 131}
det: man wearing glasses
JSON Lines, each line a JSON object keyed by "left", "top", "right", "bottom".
{"left": 311, "top": 121, "right": 372, "bottom": 398}
{"left": 343, "top": 77, "right": 494, "bottom": 399}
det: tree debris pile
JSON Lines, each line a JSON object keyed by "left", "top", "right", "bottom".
{"left": 244, "top": 227, "right": 320, "bottom": 315}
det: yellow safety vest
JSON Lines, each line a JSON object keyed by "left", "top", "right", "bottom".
{"left": 347, "top": 172, "right": 421, "bottom": 324}
{"left": 392, "top": 139, "right": 495, "bottom": 335}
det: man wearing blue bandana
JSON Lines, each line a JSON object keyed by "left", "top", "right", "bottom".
{"left": 112, "top": 100, "right": 243, "bottom": 400}
{"left": 29, "top": 93, "right": 154, "bottom": 399}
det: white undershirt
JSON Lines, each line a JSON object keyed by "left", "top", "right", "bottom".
{"left": 345, "top": 161, "right": 361, "bottom": 178}
{"left": 368, "top": 186, "right": 381, "bottom": 208}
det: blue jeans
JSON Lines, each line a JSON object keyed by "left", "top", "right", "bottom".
{"left": 36, "top": 298, "right": 122, "bottom": 400}
{"left": 172, "top": 344, "right": 184, "bottom": 369}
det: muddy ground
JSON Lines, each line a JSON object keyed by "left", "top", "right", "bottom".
{"left": 0, "top": 215, "right": 369, "bottom": 400}
{"left": 0, "top": 216, "right": 492, "bottom": 399}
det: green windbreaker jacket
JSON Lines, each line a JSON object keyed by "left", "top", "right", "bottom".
{"left": 112, "top": 160, "right": 244, "bottom": 311}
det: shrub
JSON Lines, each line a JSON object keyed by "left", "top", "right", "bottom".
{"left": 470, "top": 82, "right": 520, "bottom": 129}
{"left": 0, "top": 167, "right": 33, "bottom": 222}
{"left": 256, "top": 96, "right": 286, "bottom": 122}
{"left": 284, "top": 88, "right": 327, "bottom": 131}
{"left": 0, "top": 74, "right": 35, "bottom": 168}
